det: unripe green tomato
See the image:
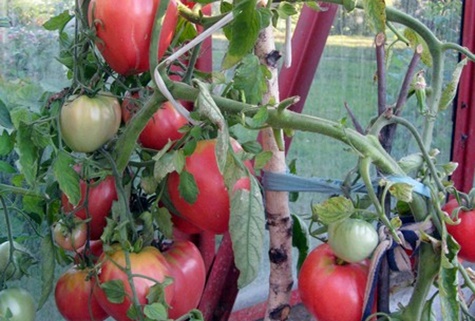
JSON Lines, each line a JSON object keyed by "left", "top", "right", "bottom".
{"left": 327, "top": 218, "right": 378, "bottom": 263}
{"left": 0, "top": 287, "right": 36, "bottom": 321}
{"left": 60, "top": 93, "right": 121, "bottom": 153}
{"left": 0, "top": 241, "right": 30, "bottom": 281}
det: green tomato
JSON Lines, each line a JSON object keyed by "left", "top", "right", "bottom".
{"left": 0, "top": 241, "right": 32, "bottom": 281}
{"left": 60, "top": 93, "right": 121, "bottom": 153}
{"left": 327, "top": 218, "right": 378, "bottom": 263}
{"left": 0, "top": 288, "right": 36, "bottom": 321}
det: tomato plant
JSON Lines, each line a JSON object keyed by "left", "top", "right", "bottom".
{"left": 298, "top": 243, "right": 373, "bottom": 321}
{"left": 163, "top": 240, "right": 206, "bottom": 319}
{"left": 0, "top": 241, "right": 32, "bottom": 281}
{"left": 88, "top": 0, "right": 179, "bottom": 75}
{"left": 0, "top": 287, "right": 36, "bottom": 321}
{"left": 61, "top": 175, "right": 118, "bottom": 240}
{"left": 327, "top": 218, "right": 379, "bottom": 263}
{"left": 167, "top": 139, "right": 252, "bottom": 234}
{"left": 444, "top": 198, "right": 475, "bottom": 262}
{"left": 60, "top": 93, "right": 121, "bottom": 153}
{"left": 75, "top": 240, "right": 104, "bottom": 265}
{"left": 53, "top": 219, "right": 87, "bottom": 252}
{"left": 122, "top": 95, "right": 188, "bottom": 151}
{"left": 55, "top": 266, "right": 109, "bottom": 321}
{"left": 93, "top": 246, "right": 175, "bottom": 321}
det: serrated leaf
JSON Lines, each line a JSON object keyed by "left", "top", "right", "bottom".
{"left": 439, "top": 58, "right": 468, "bottom": 111}
{"left": 276, "top": 2, "right": 298, "bottom": 18}
{"left": 153, "top": 206, "right": 173, "bottom": 239}
{"left": 312, "top": 196, "right": 354, "bottom": 225}
{"left": 404, "top": 28, "right": 432, "bottom": 67}
{"left": 179, "top": 170, "right": 199, "bottom": 205}
{"left": 254, "top": 151, "right": 273, "bottom": 170}
{"left": 37, "top": 235, "right": 55, "bottom": 309}
{"left": 292, "top": 214, "right": 310, "bottom": 273}
{"left": 222, "top": 0, "right": 260, "bottom": 69}
{"left": 230, "top": 175, "right": 265, "bottom": 288}
{"left": 439, "top": 235, "right": 460, "bottom": 320}
{"left": 140, "top": 211, "right": 154, "bottom": 247}
{"left": 188, "top": 309, "right": 205, "bottom": 321}
{"left": 53, "top": 151, "right": 80, "bottom": 206}
{"left": 23, "top": 195, "right": 45, "bottom": 218}
{"left": 32, "top": 122, "right": 53, "bottom": 149}
{"left": 43, "top": 10, "right": 73, "bottom": 31}
{"left": 234, "top": 55, "right": 269, "bottom": 105}
{"left": 362, "top": 0, "right": 386, "bottom": 34}
{"left": 258, "top": 7, "right": 272, "bottom": 29}
{"left": 0, "top": 130, "right": 14, "bottom": 156}
{"left": 101, "top": 280, "right": 126, "bottom": 304}
{"left": 154, "top": 153, "right": 176, "bottom": 182}
{"left": 241, "top": 140, "right": 262, "bottom": 154}
{"left": 144, "top": 302, "right": 168, "bottom": 320}
{"left": 0, "top": 99, "right": 13, "bottom": 129}
{"left": 16, "top": 122, "right": 38, "bottom": 186}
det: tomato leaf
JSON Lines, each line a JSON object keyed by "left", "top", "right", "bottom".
{"left": 291, "top": 214, "right": 310, "bottom": 273}
{"left": 0, "top": 130, "right": 14, "bottom": 156}
{"left": 312, "top": 196, "right": 354, "bottom": 225}
{"left": 386, "top": 182, "right": 414, "bottom": 203}
{"left": 152, "top": 206, "right": 173, "bottom": 239}
{"left": 275, "top": 2, "right": 298, "bottom": 18}
{"left": 439, "top": 58, "right": 467, "bottom": 111}
{"left": 438, "top": 235, "right": 460, "bottom": 320}
{"left": 362, "top": 0, "right": 386, "bottom": 34}
{"left": 0, "top": 99, "right": 13, "bottom": 129}
{"left": 144, "top": 302, "right": 168, "bottom": 320}
{"left": 178, "top": 170, "right": 199, "bottom": 205}
{"left": 101, "top": 280, "right": 126, "bottom": 304}
{"left": 53, "top": 151, "right": 81, "bottom": 206}
{"left": 0, "top": 160, "right": 16, "bottom": 174}
{"left": 188, "top": 309, "right": 205, "bottom": 321}
{"left": 42, "top": 10, "right": 73, "bottom": 31}
{"left": 37, "top": 234, "right": 55, "bottom": 309}
{"left": 230, "top": 175, "right": 265, "bottom": 288}
{"left": 22, "top": 195, "right": 45, "bottom": 219}
{"left": 233, "top": 55, "right": 270, "bottom": 105}
{"left": 247, "top": 106, "right": 269, "bottom": 128}
{"left": 241, "top": 140, "right": 263, "bottom": 154}
{"left": 222, "top": 0, "right": 260, "bottom": 69}
{"left": 140, "top": 211, "right": 154, "bottom": 247}
{"left": 254, "top": 151, "right": 273, "bottom": 171}
{"left": 17, "top": 122, "right": 39, "bottom": 187}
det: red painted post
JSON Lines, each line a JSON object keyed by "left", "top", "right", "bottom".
{"left": 279, "top": 3, "right": 339, "bottom": 152}
{"left": 451, "top": 0, "right": 475, "bottom": 193}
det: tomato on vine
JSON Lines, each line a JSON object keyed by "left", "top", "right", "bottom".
{"left": 55, "top": 266, "right": 109, "bottom": 321}
{"left": 298, "top": 243, "right": 374, "bottom": 321}
{"left": 93, "top": 245, "right": 175, "bottom": 321}
{"left": 444, "top": 198, "right": 475, "bottom": 262}
{"left": 53, "top": 218, "right": 87, "bottom": 252}
{"left": 0, "top": 241, "right": 33, "bottom": 281}
{"left": 60, "top": 93, "right": 121, "bottom": 153}
{"left": 0, "top": 287, "right": 36, "bottom": 321}
{"left": 61, "top": 175, "right": 118, "bottom": 240}
{"left": 88, "top": 0, "right": 179, "bottom": 75}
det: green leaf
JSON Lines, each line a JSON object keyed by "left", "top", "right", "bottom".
{"left": 276, "top": 2, "right": 298, "bottom": 18}
{"left": 254, "top": 151, "right": 273, "bottom": 170}
{"left": 152, "top": 206, "right": 174, "bottom": 239}
{"left": 404, "top": 28, "right": 432, "bottom": 67}
{"left": 343, "top": 0, "right": 357, "bottom": 12}
{"left": 438, "top": 235, "right": 460, "bottom": 320}
{"left": 0, "top": 161, "right": 16, "bottom": 174}
{"left": 291, "top": 214, "right": 310, "bottom": 273}
{"left": 144, "top": 302, "right": 168, "bottom": 320}
{"left": 439, "top": 58, "right": 468, "bottom": 111}
{"left": 312, "top": 196, "right": 354, "bottom": 225}
{"left": 0, "top": 99, "right": 13, "bottom": 129}
{"left": 154, "top": 152, "right": 177, "bottom": 182}
{"left": 0, "top": 130, "right": 14, "bottom": 156}
{"left": 222, "top": 0, "right": 261, "bottom": 69}
{"left": 101, "top": 280, "right": 126, "bottom": 304}
{"left": 140, "top": 211, "right": 154, "bottom": 247}
{"left": 22, "top": 195, "right": 45, "bottom": 218}
{"left": 288, "top": 158, "right": 299, "bottom": 202}
{"left": 387, "top": 182, "right": 414, "bottom": 203}
{"left": 53, "top": 151, "right": 80, "bottom": 206}
{"left": 178, "top": 170, "right": 199, "bottom": 205}
{"left": 258, "top": 7, "right": 272, "bottom": 29}
{"left": 234, "top": 55, "right": 269, "bottom": 105}
{"left": 37, "top": 235, "right": 55, "bottom": 309}
{"left": 16, "top": 122, "right": 39, "bottom": 186}
{"left": 32, "top": 122, "right": 53, "bottom": 149}
{"left": 230, "top": 175, "right": 265, "bottom": 288}
{"left": 362, "top": 0, "right": 386, "bottom": 34}
{"left": 241, "top": 140, "right": 262, "bottom": 154}
{"left": 43, "top": 11, "right": 73, "bottom": 31}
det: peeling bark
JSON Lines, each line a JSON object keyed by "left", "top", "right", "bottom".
{"left": 255, "top": 23, "right": 294, "bottom": 321}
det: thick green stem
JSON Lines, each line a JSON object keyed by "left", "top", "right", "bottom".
{"left": 149, "top": 0, "right": 170, "bottom": 75}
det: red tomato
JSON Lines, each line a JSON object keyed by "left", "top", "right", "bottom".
{"left": 172, "top": 215, "right": 202, "bottom": 235}
{"left": 163, "top": 241, "right": 206, "bottom": 319}
{"left": 166, "top": 139, "right": 252, "bottom": 234}
{"left": 122, "top": 94, "right": 188, "bottom": 151}
{"left": 88, "top": 0, "right": 178, "bottom": 75}
{"left": 53, "top": 219, "right": 87, "bottom": 252}
{"left": 444, "top": 198, "right": 475, "bottom": 262}
{"left": 55, "top": 266, "right": 109, "bottom": 321}
{"left": 298, "top": 243, "right": 373, "bottom": 321}
{"left": 93, "top": 246, "right": 175, "bottom": 321}
{"left": 61, "top": 176, "right": 118, "bottom": 240}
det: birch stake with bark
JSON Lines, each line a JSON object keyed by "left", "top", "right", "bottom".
{"left": 255, "top": 17, "right": 294, "bottom": 321}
